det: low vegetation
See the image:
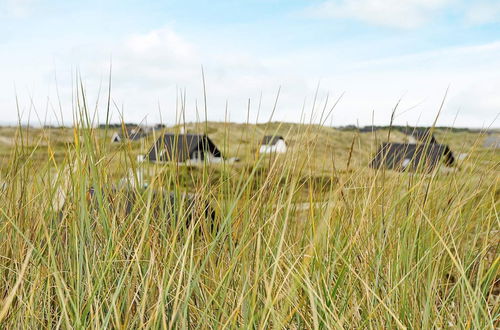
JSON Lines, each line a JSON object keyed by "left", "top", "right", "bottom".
{"left": 0, "top": 111, "right": 498, "bottom": 327}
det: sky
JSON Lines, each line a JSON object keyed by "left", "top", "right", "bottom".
{"left": 1, "top": 0, "right": 499, "bottom": 128}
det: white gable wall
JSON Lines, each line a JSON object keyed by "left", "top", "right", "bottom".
{"left": 111, "top": 132, "right": 121, "bottom": 143}
{"left": 185, "top": 151, "right": 223, "bottom": 165}
{"left": 260, "top": 139, "right": 287, "bottom": 154}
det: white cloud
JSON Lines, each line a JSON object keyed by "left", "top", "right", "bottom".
{"left": 306, "top": 0, "right": 500, "bottom": 28}
{"left": 126, "top": 28, "right": 196, "bottom": 62}
{"left": 1, "top": 0, "right": 36, "bottom": 17}
{"left": 0, "top": 26, "right": 498, "bottom": 128}
{"left": 306, "top": 0, "right": 452, "bottom": 28}
{"left": 346, "top": 41, "right": 500, "bottom": 71}
{"left": 465, "top": 1, "right": 500, "bottom": 24}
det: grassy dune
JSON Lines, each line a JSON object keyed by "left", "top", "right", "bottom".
{"left": 0, "top": 117, "right": 498, "bottom": 328}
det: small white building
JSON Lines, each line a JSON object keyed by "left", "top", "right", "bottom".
{"left": 259, "top": 136, "right": 287, "bottom": 154}
{"left": 110, "top": 132, "right": 122, "bottom": 143}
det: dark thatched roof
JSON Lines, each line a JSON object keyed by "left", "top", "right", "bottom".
{"left": 370, "top": 142, "right": 455, "bottom": 172}
{"left": 402, "top": 128, "right": 437, "bottom": 144}
{"left": 261, "top": 135, "right": 284, "bottom": 146}
{"left": 147, "top": 134, "right": 222, "bottom": 162}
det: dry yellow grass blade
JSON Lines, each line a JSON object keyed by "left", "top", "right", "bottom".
{"left": 0, "top": 246, "right": 34, "bottom": 322}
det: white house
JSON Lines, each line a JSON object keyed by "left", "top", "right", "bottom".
{"left": 259, "top": 136, "right": 287, "bottom": 154}
{"left": 146, "top": 133, "right": 224, "bottom": 164}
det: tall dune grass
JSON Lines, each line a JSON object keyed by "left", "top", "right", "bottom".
{"left": 0, "top": 98, "right": 498, "bottom": 328}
